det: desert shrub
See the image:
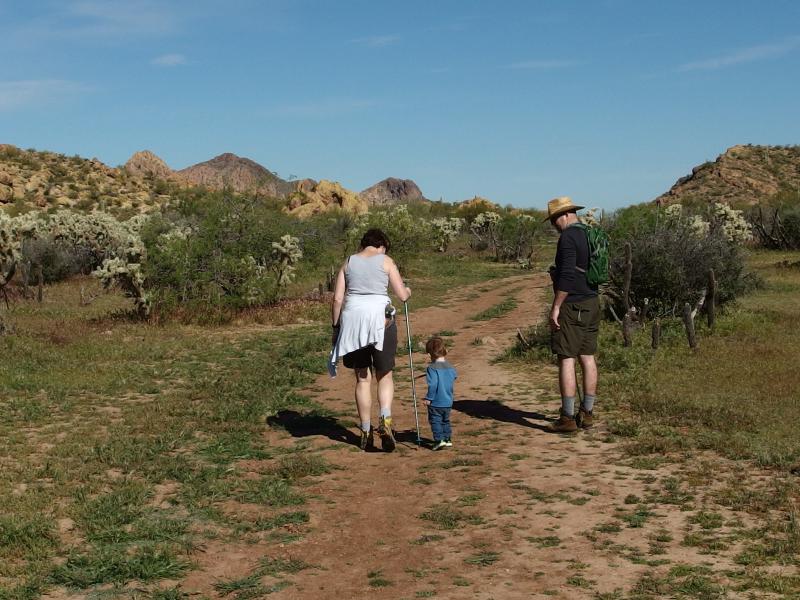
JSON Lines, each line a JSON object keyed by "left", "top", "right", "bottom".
{"left": 749, "top": 198, "right": 800, "bottom": 250}
{"left": 21, "top": 237, "right": 93, "bottom": 283}
{"left": 607, "top": 204, "right": 751, "bottom": 316}
{"left": 143, "top": 191, "right": 303, "bottom": 319}
{"left": 470, "top": 211, "right": 543, "bottom": 262}
{"left": 345, "top": 204, "right": 431, "bottom": 269}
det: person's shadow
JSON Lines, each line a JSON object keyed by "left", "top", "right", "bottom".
{"left": 452, "top": 399, "right": 553, "bottom": 432}
{"left": 266, "top": 410, "right": 432, "bottom": 451}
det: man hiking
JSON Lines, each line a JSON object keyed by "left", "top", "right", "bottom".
{"left": 545, "top": 196, "right": 600, "bottom": 433}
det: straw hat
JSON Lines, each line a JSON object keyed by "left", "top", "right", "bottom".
{"left": 544, "top": 196, "right": 584, "bottom": 222}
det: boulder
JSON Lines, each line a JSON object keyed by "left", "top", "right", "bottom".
{"left": 287, "top": 179, "right": 368, "bottom": 218}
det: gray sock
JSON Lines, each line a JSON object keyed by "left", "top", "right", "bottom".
{"left": 561, "top": 396, "right": 576, "bottom": 417}
{"left": 582, "top": 395, "right": 596, "bottom": 412}
{"left": 361, "top": 422, "right": 371, "bottom": 433}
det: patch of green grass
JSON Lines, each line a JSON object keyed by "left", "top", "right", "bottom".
{"left": 367, "top": 569, "right": 392, "bottom": 588}
{"left": 464, "top": 551, "right": 500, "bottom": 567}
{"left": 51, "top": 544, "right": 189, "bottom": 586}
{"left": 419, "top": 504, "right": 483, "bottom": 530}
{"left": 470, "top": 298, "right": 518, "bottom": 321}
{"left": 456, "top": 493, "right": 485, "bottom": 507}
{"left": 526, "top": 535, "right": 561, "bottom": 548}
{"left": 411, "top": 534, "right": 445, "bottom": 545}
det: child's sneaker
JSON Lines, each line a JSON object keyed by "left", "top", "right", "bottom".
{"left": 444, "top": 439, "right": 453, "bottom": 447}
{"left": 359, "top": 427, "right": 374, "bottom": 451}
{"left": 433, "top": 440, "right": 448, "bottom": 451}
{"left": 378, "top": 416, "right": 396, "bottom": 453}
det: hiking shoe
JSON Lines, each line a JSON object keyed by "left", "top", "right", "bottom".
{"left": 576, "top": 407, "right": 594, "bottom": 430}
{"left": 432, "top": 440, "right": 448, "bottom": 451}
{"left": 359, "top": 427, "right": 374, "bottom": 451}
{"left": 548, "top": 410, "right": 578, "bottom": 434}
{"left": 444, "top": 439, "right": 453, "bottom": 448}
{"left": 378, "top": 416, "right": 396, "bottom": 453}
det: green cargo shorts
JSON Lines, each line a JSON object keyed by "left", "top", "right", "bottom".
{"left": 551, "top": 296, "right": 600, "bottom": 358}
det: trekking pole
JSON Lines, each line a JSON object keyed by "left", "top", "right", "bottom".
{"left": 403, "top": 300, "right": 422, "bottom": 447}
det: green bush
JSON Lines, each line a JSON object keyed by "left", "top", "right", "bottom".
{"left": 142, "top": 191, "right": 303, "bottom": 320}
{"left": 607, "top": 204, "right": 752, "bottom": 316}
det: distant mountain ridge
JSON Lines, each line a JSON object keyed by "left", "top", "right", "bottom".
{"left": 655, "top": 144, "right": 800, "bottom": 206}
{"left": 1, "top": 145, "right": 429, "bottom": 216}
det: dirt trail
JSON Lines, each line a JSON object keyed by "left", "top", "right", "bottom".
{"left": 182, "top": 273, "right": 748, "bottom": 599}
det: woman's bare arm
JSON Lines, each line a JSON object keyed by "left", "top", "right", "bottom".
{"left": 331, "top": 264, "right": 347, "bottom": 326}
{"left": 385, "top": 256, "right": 411, "bottom": 302}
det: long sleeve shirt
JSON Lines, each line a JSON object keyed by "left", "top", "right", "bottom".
{"left": 425, "top": 360, "right": 457, "bottom": 408}
{"left": 553, "top": 224, "right": 598, "bottom": 303}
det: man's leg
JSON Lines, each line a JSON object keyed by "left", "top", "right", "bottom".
{"left": 577, "top": 354, "right": 597, "bottom": 428}
{"left": 558, "top": 356, "right": 577, "bottom": 416}
{"left": 549, "top": 356, "right": 578, "bottom": 433}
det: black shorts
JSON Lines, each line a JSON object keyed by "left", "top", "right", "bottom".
{"left": 343, "top": 320, "right": 398, "bottom": 372}
{"left": 551, "top": 297, "right": 600, "bottom": 358}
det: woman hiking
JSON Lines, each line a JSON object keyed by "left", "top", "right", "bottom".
{"left": 329, "top": 228, "right": 411, "bottom": 452}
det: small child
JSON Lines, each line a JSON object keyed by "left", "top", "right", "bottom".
{"left": 424, "top": 337, "right": 458, "bottom": 451}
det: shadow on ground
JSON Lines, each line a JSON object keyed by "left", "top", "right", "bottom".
{"left": 267, "top": 410, "right": 433, "bottom": 452}
{"left": 452, "top": 399, "right": 552, "bottom": 432}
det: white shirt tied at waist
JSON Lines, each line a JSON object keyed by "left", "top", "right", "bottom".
{"left": 328, "top": 293, "right": 390, "bottom": 377}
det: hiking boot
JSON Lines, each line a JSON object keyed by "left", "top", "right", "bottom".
{"left": 548, "top": 410, "right": 578, "bottom": 434}
{"left": 378, "top": 416, "right": 396, "bottom": 453}
{"left": 444, "top": 439, "right": 453, "bottom": 448}
{"left": 359, "top": 427, "right": 374, "bottom": 451}
{"left": 432, "top": 440, "right": 448, "bottom": 451}
{"left": 576, "top": 407, "right": 594, "bottom": 430}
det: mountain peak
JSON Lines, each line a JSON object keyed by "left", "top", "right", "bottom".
{"left": 360, "top": 177, "right": 425, "bottom": 206}
{"left": 178, "top": 153, "right": 292, "bottom": 197}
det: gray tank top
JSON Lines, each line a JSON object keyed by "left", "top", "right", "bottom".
{"left": 345, "top": 253, "right": 389, "bottom": 295}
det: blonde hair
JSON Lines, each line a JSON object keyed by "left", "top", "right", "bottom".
{"left": 425, "top": 336, "right": 447, "bottom": 359}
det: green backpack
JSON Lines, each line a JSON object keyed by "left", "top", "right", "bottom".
{"left": 572, "top": 222, "right": 610, "bottom": 286}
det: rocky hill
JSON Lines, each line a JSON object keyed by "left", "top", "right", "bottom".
{"left": 359, "top": 177, "right": 425, "bottom": 206}
{"left": 655, "top": 144, "right": 800, "bottom": 206}
{"left": 177, "top": 153, "right": 292, "bottom": 198}
{"left": 0, "top": 145, "right": 162, "bottom": 211}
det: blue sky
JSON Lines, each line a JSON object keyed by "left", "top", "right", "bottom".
{"left": 2, "top": 0, "right": 799, "bottom": 211}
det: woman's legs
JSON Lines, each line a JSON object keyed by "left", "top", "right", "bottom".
{"left": 354, "top": 367, "right": 372, "bottom": 429}
{"left": 375, "top": 369, "right": 396, "bottom": 451}
{"left": 375, "top": 369, "right": 393, "bottom": 415}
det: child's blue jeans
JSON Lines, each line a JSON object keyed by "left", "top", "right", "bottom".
{"left": 427, "top": 406, "right": 452, "bottom": 441}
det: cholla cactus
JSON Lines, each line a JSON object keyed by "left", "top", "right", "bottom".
{"left": 688, "top": 215, "right": 710, "bottom": 237}
{"left": 581, "top": 208, "right": 601, "bottom": 227}
{"left": 470, "top": 211, "right": 500, "bottom": 234}
{"left": 663, "top": 203, "right": 683, "bottom": 219}
{"left": 0, "top": 213, "right": 20, "bottom": 267}
{"left": 94, "top": 256, "right": 150, "bottom": 317}
{"left": 271, "top": 234, "right": 303, "bottom": 286}
{"left": 711, "top": 203, "right": 752, "bottom": 244}
{"left": 431, "top": 217, "right": 464, "bottom": 252}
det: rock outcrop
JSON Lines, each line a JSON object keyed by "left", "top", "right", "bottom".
{"left": 287, "top": 179, "right": 368, "bottom": 218}
{"left": 655, "top": 144, "right": 800, "bottom": 206}
{"left": 178, "top": 152, "right": 292, "bottom": 198}
{"left": 0, "top": 145, "right": 156, "bottom": 211}
{"left": 124, "top": 150, "right": 175, "bottom": 180}
{"left": 359, "top": 177, "right": 425, "bottom": 206}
